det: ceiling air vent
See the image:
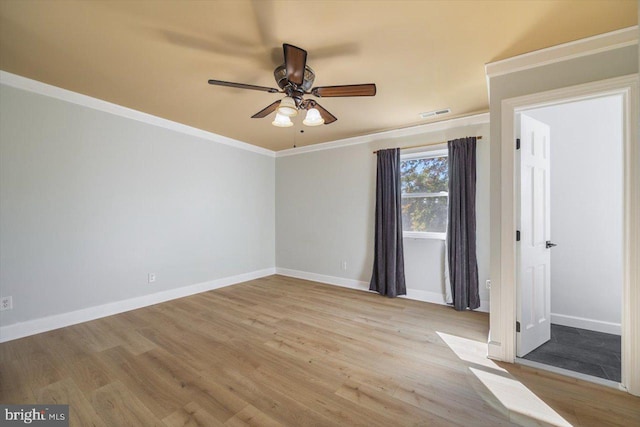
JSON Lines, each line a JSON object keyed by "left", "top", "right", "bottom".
{"left": 419, "top": 108, "right": 451, "bottom": 119}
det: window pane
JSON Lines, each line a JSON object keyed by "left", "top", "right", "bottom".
{"left": 402, "top": 196, "right": 448, "bottom": 233}
{"left": 401, "top": 157, "right": 448, "bottom": 194}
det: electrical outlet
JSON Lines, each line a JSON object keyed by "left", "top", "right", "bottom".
{"left": 0, "top": 296, "right": 13, "bottom": 311}
{"left": 486, "top": 280, "right": 491, "bottom": 289}
{"left": 341, "top": 260, "right": 347, "bottom": 271}
{"left": 148, "top": 273, "right": 156, "bottom": 283}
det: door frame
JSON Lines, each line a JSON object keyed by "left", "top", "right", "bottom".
{"left": 497, "top": 74, "right": 639, "bottom": 395}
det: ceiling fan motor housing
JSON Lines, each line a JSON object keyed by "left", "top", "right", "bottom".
{"left": 274, "top": 64, "right": 316, "bottom": 92}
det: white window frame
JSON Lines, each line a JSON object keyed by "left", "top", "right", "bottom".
{"left": 400, "top": 148, "right": 448, "bottom": 240}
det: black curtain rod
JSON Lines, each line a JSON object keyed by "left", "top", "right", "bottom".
{"left": 373, "top": 135, "right": 482, "bottom": 154}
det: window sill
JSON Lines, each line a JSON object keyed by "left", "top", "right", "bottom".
{"left": 403, "top": 232, "right": 446, "bottom": 240}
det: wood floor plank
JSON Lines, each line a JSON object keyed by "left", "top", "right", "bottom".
{"left": 96, "top": 346, "right": 191, "bottom": 419}
{"left": 67, "top": 322, "right": 121, "bottom": 353}
{"left": 223, "top": 404, "right": 283, "bottom": 427}
{"left": 36, "top": 377, "right": 106, "bottom": 427}
{"left": 2, "top": 275, "right": 638, "bottom": 426}
{"left": 198, "top": 361, "right": 341, "bottom": 427}
{"left": 0, "top": 360, "right": 35, "bottom": 403}
{"left": 58, "top": 353, "right": 113, "bottom": 398}
{"left": 143, "top": 348, "right": 250, "bottom": 423}
{"left": 391, "top": 376, "right": 512, "bottom": 426}
{"left": 162, "top": 401, "right": 226, "bottom": 427}
{"left": 90, "top": 381, "right": 164, "bottom": 427}
{"left": 101, "top": 317, "right": 158, "bottom": 355}
{"left": 250, "top": 360, "right": 396, "bottom": 427}
{"left": 21, "top": 351, "right": 67, "bottom": 395}
{"left": 334, "top": 379, "right": 454, "bottom": 426}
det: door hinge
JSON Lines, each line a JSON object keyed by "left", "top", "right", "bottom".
{"left": 516, "top": 138, "right": 521, "bottom": 150}
{"left": 516, "top": 230, "right": 521, "bottom": 241}
{"left": 516, "top": 321, "right": 521, "bottom": 332}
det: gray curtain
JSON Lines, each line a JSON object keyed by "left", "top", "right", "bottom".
{"left": 370, "top": 148, "right": 406, "bottom": 297}
{"left": 447, "top": 137, "right": 480, "bottom": 310}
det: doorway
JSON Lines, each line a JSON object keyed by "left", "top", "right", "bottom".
{"left": 515, "top": 96, "right": 623, "bottom": 384}
{"left": 496, "top": 74, "right": 639, "bottom": 396}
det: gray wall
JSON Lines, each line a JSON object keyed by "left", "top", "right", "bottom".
{"left": 276, "top": 122, "right": 491, "bottom": 306}
{"left": 526, "top": 96, "right": 623, "bottom": 330}
{"left": 0, "top": 85, "right": 275, "bottom": 326}
{"left": 488, "top": 44, "right": 638, "bottom": 338}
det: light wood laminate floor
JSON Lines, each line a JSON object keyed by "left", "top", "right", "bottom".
{"left": 1, "top": 275, "right": 638, "bottom": 426}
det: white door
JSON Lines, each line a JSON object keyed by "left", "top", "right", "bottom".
{"left": 517, "top": 114, "right": 552, "bottom": 358}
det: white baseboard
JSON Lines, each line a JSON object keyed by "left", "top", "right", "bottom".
{"left": 275, "top": 268, "right": 370, "bottom": 291}
{"left": 551, "top": 313, "right": 621, "bottom": 335}
{"left": 403, "top": 288, "right": 449, "bottom": 305}
{"left": 0, "top": 268, "right": 276, "bottom": 343}
{"left": 275, "top": 268, "right": 489, "bottom": 312}
{"left": 403, "top": 289, "right": 490, "bottom": 313}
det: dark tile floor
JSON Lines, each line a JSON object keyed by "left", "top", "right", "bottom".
{"left": 522, "top": 324, "right": 621, "bottom": 382}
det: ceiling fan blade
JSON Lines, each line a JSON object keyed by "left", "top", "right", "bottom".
{"left": 283, "top": 43, "right": 307, "bottom": 86}
{"left": 313, "top": 103, "right": 337, "bottom": 124}
{"left": 311, "top": 84, "right": 376, "bottom": 97}
{"left": 251, "top": 100, "right": 281, "bottom": 118}
{"left": 208, "top": 79, "right": 280, "bottom": 93}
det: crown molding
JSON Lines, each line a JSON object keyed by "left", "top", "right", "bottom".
{"left": 0, "top": 70, "right": 491, "bottom": 159}
{"left": 485, "top": 26, "right": 638, "bottom": 78}
{"left": 276, "top": 112, "right": 490, "bottom": 158}
{"left": 0, "top": 71, "right": 275, "bottom": 158}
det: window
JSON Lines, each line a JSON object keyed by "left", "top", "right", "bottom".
{"left": 401, "top": 150, "right": 448, "bottom": 239}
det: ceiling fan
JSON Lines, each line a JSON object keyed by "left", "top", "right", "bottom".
{"left": 208, "top": 43, "right": 376, "bottom": 127}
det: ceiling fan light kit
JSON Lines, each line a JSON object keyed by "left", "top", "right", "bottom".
{"left": 302, "top": 107, "right": 324, "bottom": 126}
{"left": 277, "top": 96, "right": 298, "bottom": 117}
{"left": 272, "top": 113, "right": 294, "bottom": 127}
{"left": 208, "top": 43, "right": 376, "bottom": 128}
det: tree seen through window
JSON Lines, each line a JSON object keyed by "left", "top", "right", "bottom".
{"left": 401, "top": 155, "right": 448, "bottom": 233}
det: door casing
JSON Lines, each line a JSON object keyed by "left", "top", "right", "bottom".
{"left": 491, "top": 74, "right": 639, "bottom": 395}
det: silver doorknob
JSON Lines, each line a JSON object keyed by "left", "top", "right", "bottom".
{"left": 546, "top": 241, "right": 557, "bottom": 249}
